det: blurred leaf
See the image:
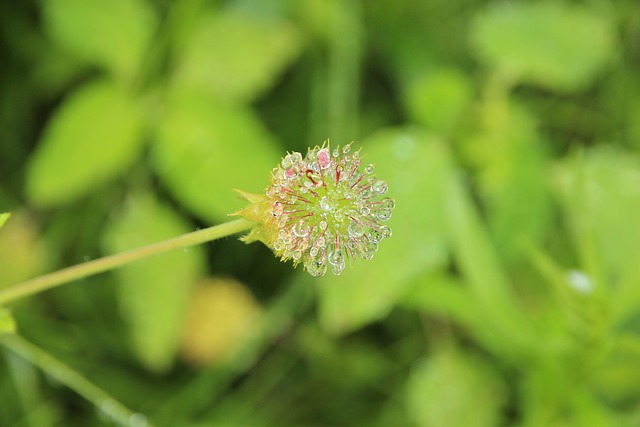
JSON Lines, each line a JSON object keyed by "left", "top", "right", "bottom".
{"left": 181, "top": 277, "right": 261, "bottom": 366}
{"left": 0, "top": 309, "right": 16, "bottom": 333}
{"left": 101, "top": 194, "right": 205, "bottom": 372}
{"left": 592, "top": 333, "right": 640, "bottom": 407}
{"left": 446, "top": 172, "right": 538, "bottom": 358}
{"left": 402, "top": 68, "right": 472, "bottom": 132}
{"left": 467, "top": 103, "right": 551, "bottom": 262}
{"left": 315, "top": 129, "right": 452, "bottom": 334}
{"left": 407, "top": 348, "right": 506, "bottom": 427}
{"left": 26, "top": 80, "right": 143, "bottom": 207}
{"left": 0, "top": 213, "right": 9, "bottom": 229}
{"left": 555, "top": 148, "right": 640, "bottom": 324}
{"left": 472, "top": 2, "right": 616, "bottom": 91}
{"left": 151, "top": 94, "right": 281, "bottom": 222}
{"left": 171, "top": 9, "right": 302, "bottom": 103}
{"left": 42, "top": 0, "right": 157, "bottom": 79}
{"left": 0, "top": 212, "right": 48, "bottom": 289}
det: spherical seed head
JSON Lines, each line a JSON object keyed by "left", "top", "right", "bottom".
{"left": 238, "top": 141, "right": 394, "bottom": 277}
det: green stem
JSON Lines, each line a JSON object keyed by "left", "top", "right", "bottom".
{"left": 0, "top": 334, "right": 148, "bottom": 427}
{"left": 0, "top": 218, "right": 255, "bottom": 306}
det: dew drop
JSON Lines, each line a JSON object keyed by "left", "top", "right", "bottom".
{"left": 272, "top": 203, "right": 284, "bottom": 216}
{"left": 277, "top": 215, "right": 288, "bottom": 228}
{"left": 310, "top": 247, "right": 319, "bottom": 256}
{"left": 316, "top": 236, "right": 326, "bottom": 248}
{"left": 361, "top": 241, "right": 377, "bottom": 260}
{"left": 274, "top": 238, "right": 286, "bottom": 251}
{"left": 382, "top": 198, "right": 395, "bottom": 209}
{"left": 372, "top": 180, "right": 388, "bottom": 195}
{"left": 334, "top": 209, "right": 345, "bottom": 222}
{"left": 319, "top": 220, "right": 328, "bottom": 230}
{"left": 348, "top": 221, "right": 365, "bottom": 238}
{"left": 333, "top": 149, "right": 340, "bottom": 157}
{"left": 368, "top": 228, "right": 383, "bottom": 244}
{"left": 343, "top": 144, "right": 351, "bottom": 154}
{"left": 361, "top": 188, "right": 372, "bottom": 199}
{"left": 328, "top": 249, "right": 344, "bottom": 266}
{"left": 293, "top": 220, "right": 310, "bottom": 237}
{"left": 319, "top": 196, "right": 335, "bottom": 212}
{"left": 306, "top": 256, "right": 327, "bottom": 277}
{"left": 377, "top": 208, "right": 392, "bottom": 221}
{"left": 380, "top": 225, "right": 392, "bottom": 239}
{"left": 332, "top": 264, "right": 344, "bottom": 275}
{"left": 293, "top": 249, "right": 302, "bottom": 260}
{"left": 364, "top": 164, "right": 375, "bottom": 174}
{"left": 359, "top": 206, "right": 371, "bottom": 216}
{"left": 318, "top": 148, "right": 331, "bottom": 169}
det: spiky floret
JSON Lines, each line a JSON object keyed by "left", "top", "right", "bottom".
{"left": 235, "top": 141, "right": 394, "bottom": 276}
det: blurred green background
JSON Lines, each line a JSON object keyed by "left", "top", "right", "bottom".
{"left": 1, "top": 0, "right": 640, "bottom": 425}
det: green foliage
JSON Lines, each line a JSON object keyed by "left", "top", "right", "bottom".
{"left": 1, "top": 0, "right": 640, "bottom": 426}
{"left": 26, "top": 80, "right": 144, "bottom": 207}
{"left": 101, "top": 194, "right": 205, "bottom": 372}
{"left": 472, "top": 2, "right": 616, "bottom": 91}
{"left": 42, "top": 0, "right": 158, "bottom": 80}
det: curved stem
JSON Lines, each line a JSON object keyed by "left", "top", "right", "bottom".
{"left": 0, "top": 218, "right": 255, "bottom": 306}
{"left": 0, "top": 333, "right": 149, "bottom": 427}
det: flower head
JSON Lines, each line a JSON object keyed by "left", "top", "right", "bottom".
{"left": 234, "top": 141, "right": 394, "bottom": 276}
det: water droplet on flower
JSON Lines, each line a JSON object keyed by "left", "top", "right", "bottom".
{"left": 306, "top": 256, "right": 327, "bottom": 277}
{"left": 320, "top": 196, "right": 335, "bottom": 212}
{"left": 348, "top": 222, "right": 364, "bottom": 237}
{"left": 332, "top": 264, "right": 344, "bottom": 275}
{"left": 368, "top": 228, "right": 383, "bottom": 244}
{"left": 361, "top": 188, "right": 372, "bottom": 198}
{"left": 274, "top": 238, "right": 286, "bottom": 251}
{"left": 328, "top": 249, "right": 344, "bottom": 266}
{"left": 377, "top": 208, "right": 392, "bottom": 221}
{"left": 372, "top": 180, "right": 388, "bottom": 195}
{"left": 361, "top": 241, "right": 377, "bottom": 260}
{"left": 333, "top": 149, "right": 340, "bottom": 157}
{"left": 293, "top": 220, "right": 310, "bottom": 237}
{"left": 272, "top": 203, "right": 284, "bottom": 216}
{"left": 277, "top": 215, "right": 288, "bottom": 228}
{"left": 334, "top": 209, "right": 345, "bottom": 222}
{"left": 343, "top": 144, "right": 351, "bottom": 154}
{"left": 293, "top": 249, "right": 302, "bottom": 260}
{"left": 310, "top": 247, "right": 319, "bottom": 256}
{"left": 319, "top": 220, "right": 328, "bottom": 230}
{"left": 382, "top": 198, "right": 395, "bottom": 209}
{"left": 365, "top": 164, "right": 374, "bottom": 174}
{"left": 318, "top": 148, "right": 331, "bottom": 169}
{"left": 359, "top": 206, "right": 370, "bottom": 216}
{"left": 316, "top": 236, "right": 326, "bottom": 248}
{"left": 380, "top": 226, "right": 392, "bottom": 239}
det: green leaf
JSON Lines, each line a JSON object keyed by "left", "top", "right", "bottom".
{"left": 0, "top": 213, "right": 48, "bottom": 289}
{"left": 0, "top": 213, "right": 10, "bottom": 230}
{"left": 555, "top": 148, "right": 640, "bottom": 324}
{"left": 101, "top": 194, "right": 205, "bottom": 372}
{"left": 171, "top": 9, "right": 302, "bottom": 103}
{"left": 467, "top": 104, "right": 551, "bottom": 262}
{"left": 42, "top": 0, "right": 157, "bottom": 79}
{"left": 0, "top": 308, "right": 16, "bottom": 334}
{"left": 472, "top": 2, "right": 616, "bottom": 91}
{"left": 314, "top": 129, "right": 452, "bottom": 334}
{"left": 26, "top": 80, "right": 144, "bottom": 207}
{"left": 446, "top": 172, "right": 538, "bottom": 358}
{"left": 407, "top": 347, "right": 506, "bottom": 427}
{"left": 402, "top": 68, "right": 472, "bottom": 132}
{"left": 151, "top": 94, "right": 281, "bottom": 222}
